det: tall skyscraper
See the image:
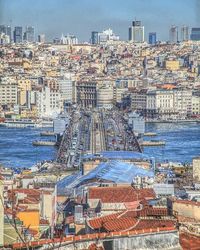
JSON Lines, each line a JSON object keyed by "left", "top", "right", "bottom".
{"left": 24, "top": 26, "right": 35, "bottom": 42}
{"left": 38, "top": 34, "right": 45, "bottom": 43}
{"left": 91, "top": 31, "right": 99, "bottom": 44}
{"left": 149, "top": 32, "right": 157, "bottom": 45}
{"left": 0, "top": 25, "right": 11, "bottom": 42}
{"left": 128, "top": 20, "right": 144, "bottom": 43}
{"left": 181, "top": 26, "right": 189, "bottom": 41}
{"left": 169, "top": 25, "right": 178, "bottom": 43}
{"left": 190, "top": 28, "right": 200, "bottom": 41}
{"left": 13, "top": 26, "right": 22, "bottom": 43}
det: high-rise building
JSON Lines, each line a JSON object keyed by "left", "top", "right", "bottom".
{"left": 190, "top": 28, "right": 200, "bottom": 41}
{"left": 169, "top": 25, "right": 178, "bottom": 43}
{"left": 91, "top": 31, "right": 99, "bottom": 44}
{"left": 91, "top": 29, "right": 119, "bottom": 44}
{"left": 13, "top": 26, "right": 23, "bottom": 43}
{"left": 181, "top": 26, "right": 189, "bottom": 41}
{"left": 38, "top": 34, "right": 45, "bottom": 43}
{"left": 0, "top": 25, "right": 11, "bottom": 41}
{"left": 149, "top": 32, "right": 157, "bottom": 45}
{"left": 129, "top": 20, "right": 144, "bottom": 43}
{"left": 24, "top": 26, "right": 35, "bottom": 42}
{"left": 0, "top": 33, "right": 10, "bottom": 44}
{"left": 60, "top": 34, "right": 78, "bottom": 45}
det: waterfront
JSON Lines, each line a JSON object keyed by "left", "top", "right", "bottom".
{"left": 0, "top": 122, "right": 199, "bottom": 169}
{"left": 144, "top": 122, "right": 200, "bottom": 164}
{"left": 0, "top": 127, "right": 56, "bottom": 169}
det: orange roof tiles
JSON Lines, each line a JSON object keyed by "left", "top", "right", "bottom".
{"left": 135, "top": 219, "right": 175, "bottom": 230}
{"left": 88, "top": 212, "right": 121, "bottom": 229}
{"left": 88, "top": 213, "right": 175, "bottom": 232}
{"left": 88, "top": 204, "right": 173, "bottom": 233}
{"left": 103, "top": 217, "right": 139, "bottom": 232}
{"left": 173, "top": 199, "right": 200, "bottom": 207}
{"left": 180, "top": 232, "right": 200, "bottom": 250}
{"left": 88, "top": 186, "right": 156, "bottom": 203}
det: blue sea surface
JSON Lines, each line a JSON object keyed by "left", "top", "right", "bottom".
{"left": 0, "top": 122, "right": 199, "bottom": 169}
{"left": 0, "top": 127, "right": 56, "bottom": 168}
{"left": 144, "top": 122, "right": 200, "bottom": 164}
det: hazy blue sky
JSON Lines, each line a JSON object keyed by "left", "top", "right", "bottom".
{"left": 0, "top": 0, "right": 199, "bottom": 42}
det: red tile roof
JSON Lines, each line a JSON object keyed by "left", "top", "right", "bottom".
{"left": 103, "top": 217, "right": 139, "bottom": 232}
{"left": 87, "top": 205, "right": 173, "bottom": 233}
{"left": 134, "top": 219, "right": 175, "bottom": 230}
{"left": 88, "top": 213, "right": 175, "bottom": 232}
{"left": 88, "top": 213, "right": 121, "bottom": 230}
{"left": 173, "top": 199, "right": 200, "bottom": 207}
{"left": 180, "top": 232, "right": 200, "bottom": 250}
{"left": 138, "top": 207, "right": 168, "bottom": 217}
{"left": 40, "top": 218, "right": 50, "bottom": 225}
{"left": 88, "top": 186, "right": 155, "bottom": 203}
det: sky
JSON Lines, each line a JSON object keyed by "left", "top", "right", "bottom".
{"left": 0, "top": 0, "right": 200, "bottom": 42}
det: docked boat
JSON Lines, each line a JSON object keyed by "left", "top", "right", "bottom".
{"left": 38, "top": 120, "right": 53, "bottom": 128}
{"left": 144, "top": 132, "right": 157, "bottom": 136}
{"left": 40, "top": 131, "right": 55, "bottom": 136}
{"left": 0, "top": 118, "right": 54, "bottom": 128}
{"left": 0, "top": 118, "right": 36, "bottom": 128}
{"left": 140, "top": 140, "right": 166, "bottom": 146}
{"left": 32, "top": 140, "right": 56, "bottom": 146}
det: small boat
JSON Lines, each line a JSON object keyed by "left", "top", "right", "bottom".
{"left": 140, "top": 140, "right": 165, "bottom": 146}
{"left": 32, "top": 140, "right": 56, "bottom": 146}
{"left": 40, "top": 131, "right": 55, "bottom": 136}
{"left": 144, "top": 132, "right": 157, "bottom": 136}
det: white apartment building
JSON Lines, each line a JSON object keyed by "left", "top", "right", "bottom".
{"left": 59, "top": 78, "right": 75, "bottom": 103}
{"left": 36, "top": 87, "right": 63, "bottom": 118}
{"left": 97, "top": 84, "right": 114, "bottom": 109}
{"left": 114, "top": 87, "right": 128, "bottom": 103}
{"left": 192, "top": 95, "right": 200, "bottom": 115}
{"left": 0, "top": 81, "right": 18, "bottom": 106}
{"left": 173, "top": 89, "right": 192, "bottom": 118}
{"left": 146, "top": 90, "right": 176, "bottom": 119}
{"left": 140, "top": 88, "right": 194, "bottom": 119}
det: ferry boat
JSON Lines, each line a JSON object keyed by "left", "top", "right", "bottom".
{"left": 0, "top": 118, "right": 36, "bottom": 128}
{"left": 0, "top": 119, "right": 53, "bottom": 128}
{"left": 140, "top": 140, "right": 166, "bottom": 146}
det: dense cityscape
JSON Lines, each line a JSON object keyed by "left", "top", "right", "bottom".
{"left": 0, "top": 3, "right": 200, "bottom": 250}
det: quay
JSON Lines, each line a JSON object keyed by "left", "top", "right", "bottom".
{"left": 146, "top": 119, "right": 200, "bottom": 124}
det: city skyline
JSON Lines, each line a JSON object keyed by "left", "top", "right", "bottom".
{"left": 0, "top": 0, "right": 199, "bottom": 42}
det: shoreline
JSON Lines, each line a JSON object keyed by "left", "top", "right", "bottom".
{"left": 145, "top": 119, "right": 200, "bottom": 124}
